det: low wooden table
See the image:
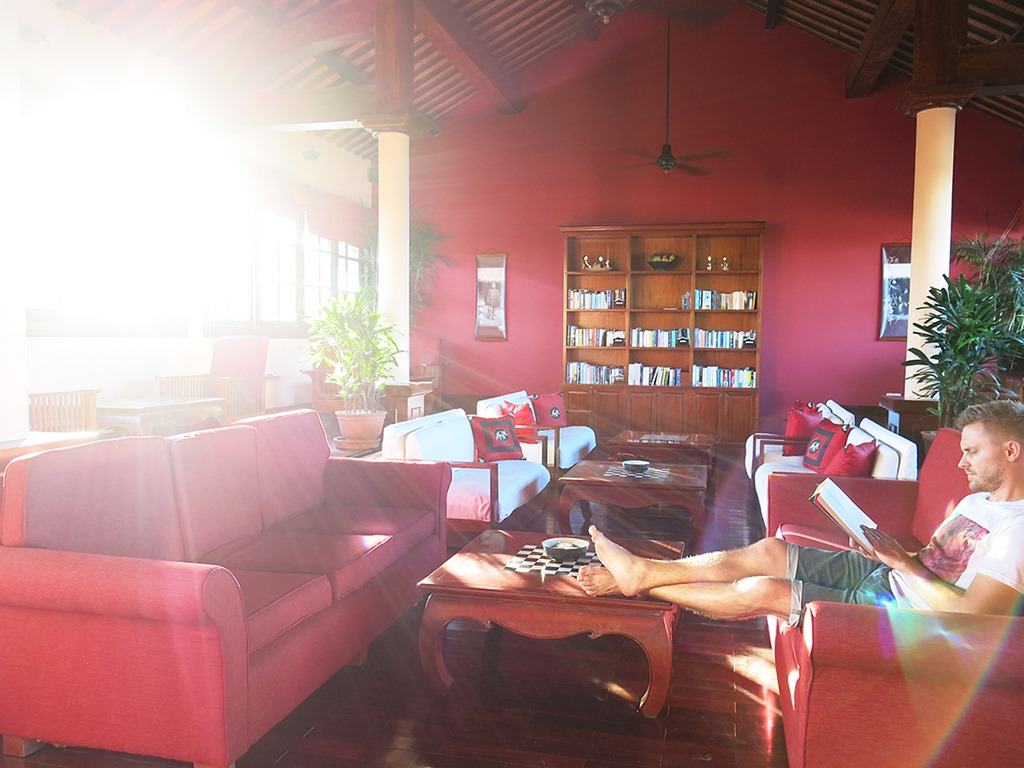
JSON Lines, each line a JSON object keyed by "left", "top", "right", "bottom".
{"left": 97, "top": 397, "right": 224, "bottom": 436}
{"left": 417, "top": 530, "right": 682, "bottom": 718}
{"left": 606, "top": 431, "right": 714, "bottom": 467}
{"left": 558, "top": 460, "right": 708, "bottom": 534}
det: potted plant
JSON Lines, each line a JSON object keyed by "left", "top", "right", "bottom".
{"left": 306, "top": 291, "right": 400, "bottom": 449}
{"left": 904, "top": 274, "right": 1023, "bottom": 428}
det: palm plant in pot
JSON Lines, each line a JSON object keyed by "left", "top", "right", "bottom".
{"left": 306, "top": 291, "right": 400, "bottom": 449}
{"left": 904, "top": 274, "right": 1023, "bottom": 428}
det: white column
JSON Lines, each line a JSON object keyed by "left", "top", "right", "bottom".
{"left": 904, "top": 106, "right": 957, "bottom": 399}
{"left": 377, "top": 130, "right": 410, "bottom": 383}
{"left": 0, "top": 0, "right": 29, "bottom": 441}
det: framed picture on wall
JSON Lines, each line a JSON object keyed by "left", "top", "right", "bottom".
{"left": 475, "top": 253, "right": 507, "bottom": 341}
{"left": 879, "top": 243, "right": 911, "bottom": 340}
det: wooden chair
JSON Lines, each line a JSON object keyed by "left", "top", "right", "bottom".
{"left": 28, "top": 389, "right": 99, "bottom": 431}
{"left": 159, "top": 337, "right": 270, "bottom": 423}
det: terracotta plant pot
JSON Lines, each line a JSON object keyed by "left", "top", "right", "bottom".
{"left": 335, "top": 410, "right": 386, "bottom": 450}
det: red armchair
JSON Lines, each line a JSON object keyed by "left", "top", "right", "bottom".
{"left": 765, "top": 429, "right": 1024, "bottom": 767}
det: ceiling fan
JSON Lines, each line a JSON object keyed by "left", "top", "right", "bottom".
{"left": 642, "top": 18, "right": 729, "bottom": 174}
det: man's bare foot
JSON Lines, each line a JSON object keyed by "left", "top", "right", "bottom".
{"left": 588, "top": 525, "right": 650, "bottom": 597}
{"left": 577, "top": 565, "right": 621, "bottom": 596}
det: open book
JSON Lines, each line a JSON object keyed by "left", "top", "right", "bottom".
{"left": 809, "top": 478, "right": 878, "bottom": 551}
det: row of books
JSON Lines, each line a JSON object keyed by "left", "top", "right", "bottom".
{"left": 567, "top": 289, "right": 627, "bottom": 310}
{"left": 630, "top": 327, "right": 689, "bottom": 348}
{"left": 627, "top": 364, "right": 685, "bottom": 387}
{"left": 565, "top": 362, "right": 625, "bottom": 385}
{"left": 566, "top": 326, "right": 626, "bottom": 347}
{"left": 692, "top": 329, "right": 757, "bottom": 349}
{"left": 692, "top": 365, "right": 757, "bottom": 388}
{"left": 681, "top": 290, "right": 758, "bottom": 310}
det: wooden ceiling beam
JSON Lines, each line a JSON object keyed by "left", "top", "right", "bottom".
{"left": 845, "top": 0, "right": 913, "bottom": 98}
{"left": 414, "top": 0, "right": 522, "bottom": 113}
{"left": 899, "top": 0, "right": 972, "bottom": 113}
{"left": 958, "top": 43, "right": 1024, "bottom": 95}
{"left": 253, "top": 1, "right": 375, "bottom": 68}
{"left": 222, "top": 85, "right": 375, "bottom": 132}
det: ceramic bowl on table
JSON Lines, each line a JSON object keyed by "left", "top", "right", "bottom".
{"left": 622, "top": 459, "right": 651, "bottom": 475}
{"left": 542, "top": 537, "right": 590, "bottom": 562}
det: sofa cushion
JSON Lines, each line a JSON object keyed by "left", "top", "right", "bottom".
{"left": 783, "top": 403, "right": 822, "bottom": 456}
{"left": 531, "top": 392, "right": 569, "bottom": 428}
{"left": 381, "top": 408, "right": 467, "bottom": 460}
{"left": 448, "top": 461, "right": 551, "bottom": 522}
{"left": 913, "top": 428, "right": 971, "bottom": 544}
{"left": 802, "top": 421, "right": 848, "bottom": 472}
{"left": 0, "top": 437, "right": 185, "bottom": 561}
{"left": 538, "top": 425, "right": 596, "bottom": 469}
{"left": 470, "top": 416, "right": 524, "bottom": 461}
{"left": 231, "top": 569, "right": 332, "bottom": 653}
{"left": 273, "top": 504, "right": 433, "bottom": 536}
{"left": 824, "top": 440, "right": 877, "bottom": 477}
{"left": 235, "top": 410, "right": 330, "bottom": 528}
{"left": 859, "top": 418, "right": 918, "bottom": 480}
{"left": 405, "top": 418, "right": 475, "bottom": 463}
{"left": 477, "top": 390, "right": 530, "bottom": 418}
{"left": 167, "top": 426, "right": 263, "bottom": 561}
{"left": 212, "top": 532, "right": 399, "bottom": 601}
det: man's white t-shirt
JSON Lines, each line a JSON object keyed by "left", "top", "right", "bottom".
{"left": 889, "top": 493, "right": 1024, "bottom": 610}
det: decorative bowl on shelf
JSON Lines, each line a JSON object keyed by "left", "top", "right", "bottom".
{"left": 648, "top": 252, "right": 678, "bottom": 270}
{"left": 542, "top": 537, "right": 590, "bottom": 562}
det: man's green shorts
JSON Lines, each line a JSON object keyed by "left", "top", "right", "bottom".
{"left": 785, "top": 543, "right": 896, "bottom": 625}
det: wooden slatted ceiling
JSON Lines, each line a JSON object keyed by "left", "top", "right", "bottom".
{"left": 738, "top": 0, "right": 1024, "bottom": 132}
{"left": 55, "top": 0, "right": 1024, "bottom": 162}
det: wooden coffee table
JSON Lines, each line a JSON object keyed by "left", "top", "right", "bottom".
{"left": 606, "top": 431, "right": 715, "bottom": 467}
{"left": 558, "top": 460, "right": 708, "bottom": 534}
{"left": 417, "top": 530, "right": 682, "bottom": 718}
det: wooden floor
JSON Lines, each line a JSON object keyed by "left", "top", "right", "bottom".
{"left": 9, "top": 447, "right": 789, "bottom": 768}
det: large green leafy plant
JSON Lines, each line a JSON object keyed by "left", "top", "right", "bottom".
{"left": 905, "top": 274, "right": 1023, "bottom": 427}
{"left": 306, "top": 291, "right": 399, "bottom": 412}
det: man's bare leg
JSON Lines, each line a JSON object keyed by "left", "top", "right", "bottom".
{"left": 647, "top": 577, "right": 793, "bottom": 621}
{"left": 580, "top": 525, "right": 790, "bottom": 597}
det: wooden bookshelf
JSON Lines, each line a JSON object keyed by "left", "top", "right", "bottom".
{"left": 561, "top": 222, "right": 764, "bottom": 442}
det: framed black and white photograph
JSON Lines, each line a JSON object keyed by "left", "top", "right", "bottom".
{"left": 475, "top": 253, "right": 507, "bottom": 341}
{"left": 879, "top": 243, "right": 911, "bottom": 340}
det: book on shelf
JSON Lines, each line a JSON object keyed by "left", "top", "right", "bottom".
{"left": 693, "top": 328, "right": 757, "bottom": 349}
{"left": 691, "top": 365, "right": 757, "bottom": 388}
{"left": 566, "top": 325, "right": 626, "bottom": 347}
{"left": 693, "top": 290, "right": 758, "bottom": 311}
{"left": 627, "top": 363, "right": 685, "bottom": 387}
{"left": 809, "top": 478, "right": 877, "bottom": 551}
{"left": 567, "top": 288, "right": 627, "bottom": 310}
{"left": 630, "top": 327, "right": 689, "bottom": 348}
{"left": 566, "top": 362, "right": 625, "bottom": 385}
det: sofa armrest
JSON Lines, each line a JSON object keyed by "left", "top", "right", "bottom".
{"left": 449, "top": 461, "right": 500, "bottom": 528}
{"left": 324, "top": 457, "right": 453, "bottom": 511}
{"left": 520, "top": 434, "right": 550, "bottom": 467}
{"left": 767, "top": 474, "right": 919, "bottom": 539}
{"left": 800, "top": 602, "right": 1024, "bottom": 683}
{"left": 751, "top": 434, "right": 807, "bottom": 475}
{"left": 0, "top": 547, "right": 243, "bottom": 625}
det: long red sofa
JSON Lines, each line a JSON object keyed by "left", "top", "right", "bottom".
{"left": 764, "top": 428, "right": 1024, "bottom": 768}
{"left": 0, "top": 409, "right": 451, "bottom": 768}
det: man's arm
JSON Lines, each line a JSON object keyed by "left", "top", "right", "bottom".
{"left": 861, "top": 526, "right": 1022, "bottom": 615}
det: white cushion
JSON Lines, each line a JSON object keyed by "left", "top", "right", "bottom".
{"left": 537, "top": 426, "right": 596, "bottom": 469}
{"left": 858, "top": 418, "right": 918, "bottom": 480}
{"left": 754, "top": 459, "right": 815, "bottom": 525}
{"left": 448, "top": 460, "right": 550, "bottom": 522}
{"left": 405, "top": 418, "right": 475, "bottom": 463}
{"left": 825, "top": 400, "right": 856, "bottom": 426}
{"left": 381, "top": 408, "right": 466, "bottom": 459}
{"left": 476, "top": 390, "right": 532, "bottom": 419}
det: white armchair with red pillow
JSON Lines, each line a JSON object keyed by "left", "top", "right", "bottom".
{"left": 744, "top": 399, "right": 857, "bottom": 479}
{"left": 476, "top": 390, "right": 596, "bottom": 470}
{"left": 751, "top": 414, "right": 918, "bottom": 525}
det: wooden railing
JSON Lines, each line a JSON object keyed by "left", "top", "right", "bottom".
{"left": 158, "top": 374, "right": 267, "bottom": 422}
{"left": 28, "top": 389, "right": 99, "bottom": 431}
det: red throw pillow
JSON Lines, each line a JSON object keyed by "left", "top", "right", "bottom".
{"left": 531, "top": 392, "right": 568, "bottom": 428}
{"left": 470, "top": 416, "right": 524, "bottom": 461}
{"left": 514, "top": 425, "right": 539, "bottom": 444}
{"left": 802, "top": 421, "right": 848, "bottom": 472}
{"left": 500, "top": 400, "right": 536, "bottom": 428}
{"left": 824, "top": 440, "right": 877, "bottom": 477}
{"left": 782, "top": 402, "right": 822, "bottom": 457}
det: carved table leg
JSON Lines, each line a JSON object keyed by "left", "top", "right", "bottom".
{"left": 418, "top": 595, "right": 455, "bottom": 692}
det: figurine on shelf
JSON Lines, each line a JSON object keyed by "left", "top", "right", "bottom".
{"left": 721, "top": 255, "right": 730, "bottom": 271}
{"left": 705, "top": 255, "right": 713, "bottom": 271}
{"left": 582, "top": 254, "right": 613, "bottom": 271}
{"left": 583, "top": 255, "right": 593, "bottom": 270}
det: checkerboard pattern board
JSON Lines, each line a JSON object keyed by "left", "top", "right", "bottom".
{"left": 503, "top": 544, "right": 602, "bottom": 579}
{"left": 603, "top": 465, "right": 672, "bottom": 481}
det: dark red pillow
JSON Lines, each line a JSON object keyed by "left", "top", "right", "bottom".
{"left": 531, "top": 392, "right": 568, "bottom": 428}
{"left": 470, "top": 416, "right": 524, "bottom": 461}
{"left": 782, "top": 402, "right": 822, "bottom": 456}
{"left": 802, "top": 421, "right": 848, "bottom": 472}
{"left": 824, "top": 440, "right": 877, "bottom": 477}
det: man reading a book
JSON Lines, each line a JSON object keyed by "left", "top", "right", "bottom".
{"left": 579, "top": 400, "right": 1024, "bottom": 624}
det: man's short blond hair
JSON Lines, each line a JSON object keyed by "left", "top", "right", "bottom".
{"left": 955, "top": 400, "right": 1024, "bottom": 443}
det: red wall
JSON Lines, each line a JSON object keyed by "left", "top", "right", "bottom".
{"left": 409, "top": 3, "right": 1024, "bottom": 428}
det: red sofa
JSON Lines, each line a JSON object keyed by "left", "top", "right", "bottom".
{"left": 0, "top": 409, "right": 451, "bottom": 768}
{"left": 765, "top": 428, "right": 1024, "bottom": 768}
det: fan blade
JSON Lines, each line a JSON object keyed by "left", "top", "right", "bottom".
{"left": 675, "top": 148, "right": 730, "bottom": 162}
{"left": 676, "top": 163, "right": 712, "bottom": 175}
